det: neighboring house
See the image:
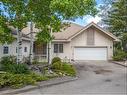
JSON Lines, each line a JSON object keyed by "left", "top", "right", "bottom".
{"left": 0, "top": 28, "right": 31, "bottom": 59}
{"left": 22, "top": 22, "right": 120, "bottom": 61}
{"left": 0, "top": 22, "right": 120, "bottom": 61}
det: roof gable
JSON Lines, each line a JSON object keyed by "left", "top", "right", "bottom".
{"left": 68, "top": 22, "right": 120, "bottom": 42}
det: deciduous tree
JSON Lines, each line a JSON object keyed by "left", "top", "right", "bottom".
{"left": 0, "top": 0, "right": 97, "bottom": 64}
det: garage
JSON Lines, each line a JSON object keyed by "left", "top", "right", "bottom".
{"left": 74, "top": 47, "right": 107, "bottom": 60}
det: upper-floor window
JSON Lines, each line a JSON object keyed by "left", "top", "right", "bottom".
{"left": 3, "top": 46, "right": 9, "bottom": 54}
{"left": 24, "top": 47, "right": 27, "bottom": 52}
{"left": 54, "top": 44, "right": 63, "bottom": 53}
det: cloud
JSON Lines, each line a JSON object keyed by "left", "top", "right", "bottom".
{"left": 83, "top": 15, "right": 102, "bottom": 25}
{"left": 72, "top": 15, "right": 102, "bottom": 26}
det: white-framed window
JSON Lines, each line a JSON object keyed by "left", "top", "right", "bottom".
{"left": 54, "top": 44, "right": 63, "bottom": 53}
{"left": 3, "top": 46, "right": 9, "bottom": 54}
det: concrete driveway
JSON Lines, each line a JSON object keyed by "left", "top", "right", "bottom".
{"left": 15, "top": 61, "right": 127, "bottom": 95}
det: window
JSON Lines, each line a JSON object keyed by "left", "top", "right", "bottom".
{"left": 3, "top": 46, "right": 9, "bottom": 54}
{"left": 54, "top": 44, "right": 63, "bottom": 53}
{"left": 24, "top": 47, "right": 27, "bottom": 52}
{"left": 42, "top": 44, "right": 47, "bottom": 55}
{"left": 54, "top": 44, "right": 59, "bottom": 53}
{"left": 59, "top": 44, "right": 63, "bottom": 53}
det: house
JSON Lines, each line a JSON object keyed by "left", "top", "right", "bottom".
{"left": 22, "top": 22, "right": 120, "bottom": 61}
{"left": 0, "top": 22, "right": 120, "bottom": 61}
{"left": 0, "top": 28, "right": 31, "bottom": 60}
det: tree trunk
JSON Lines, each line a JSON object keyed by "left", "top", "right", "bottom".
{"left": 47, "top": 27, "right": 53, "bottom": 73}
{"left": 48, "top": 41, "right": 52, "bottom": 65}
{"left": 29, "top": 21, "right": 34, "bottom": 64}
{"left": 47, "top": 27, "right": 53, "bottom": 65}
{"left": 16, "top": 28, "right": 22, "bottom": 64}
{"left": 49, "top": 27, "right": 53, "bottom": 65}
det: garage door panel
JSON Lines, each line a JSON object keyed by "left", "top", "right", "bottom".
{"left": 74, "top": 47, "right": 107, "bottom": 60}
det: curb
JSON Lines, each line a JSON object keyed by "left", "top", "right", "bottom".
{"left": 112, "top": 61, "right": 127, "bottom": 67}
{"left": 0, "top": 77, "right": 78, "bottom": 95}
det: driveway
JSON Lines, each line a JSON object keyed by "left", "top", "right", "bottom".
{"left": 15, "top": 61, "right": 127, "bottom": 95}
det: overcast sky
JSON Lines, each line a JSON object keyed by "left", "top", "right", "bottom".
{"left": 73, "top": 0, "right": 103, "bottom": 26}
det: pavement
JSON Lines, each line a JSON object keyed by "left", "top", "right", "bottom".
{"left": 0, "top": 76, "right": 78, "bottom": 95}
{"left": 1, "top": 61, "right": 127, "bottom": 95}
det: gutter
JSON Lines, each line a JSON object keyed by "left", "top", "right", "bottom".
{"left": 52, "top": 39, "right": 70, "bottom": 42}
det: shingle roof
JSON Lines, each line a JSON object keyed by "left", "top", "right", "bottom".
{"left": 21, "top": 22, "right": 120, "bottom": 42}
{"left": 53, "top": 23, "right": 83, "bottom": 40}
{"left": 21, "top": 22, "right": 83, "bottom": 40}
{"left": 9, "top": 26, "right": 30, "bottom": 39}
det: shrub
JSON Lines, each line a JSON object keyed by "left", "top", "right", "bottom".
{"left": 52, "top": 57, "right": 61, "bottom": 64}
{"left": 51, "top": 61, "right": 62, "bottom": 70}
{"left": 1, "top": 63, "right": 30, "bottom": 74}
{"left": 0, "top": 56, "right": 16, "bottom": 64}
{"left": 113, "top": 50, "right": 127, "bottom": 61}
{"left": 51, "top": 62, "right": 76, "bottom": 77}
{"left": 29, "top": 72, "right": 49, "bottom": 81}
{"left": 0, "top": 72, "right": 48, "bottom": 89}
{"left": 9, "top": 74, "right": 36, "bottom": 88}
{"left": 32, "top": 59, "right": 39, "bottom": 64}
{"left": 61, "top": 63, "right": 76, "bottom": 76}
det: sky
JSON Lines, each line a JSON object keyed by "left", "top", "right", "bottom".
{"left": 0, "top": 0, "right": 104, "bottom": 26}
{"left": 73, "top": 0, "right": 103, "bottom": 26}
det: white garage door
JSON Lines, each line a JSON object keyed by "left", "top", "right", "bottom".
{"left": 74, "top": 47, "right": 107, "bottom": 60}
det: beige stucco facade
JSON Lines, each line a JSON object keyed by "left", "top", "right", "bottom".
{"left": 0, "top": 22, "right": 118, "bottom": 61}
{"left": 20, "top": 22, "right": 119, "bottom": 61}
{"left": 0, "top": 40, "right": 30, "bottom": 59}
{"left": 52, "top": 27, "right": 114, "bottom": 61}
